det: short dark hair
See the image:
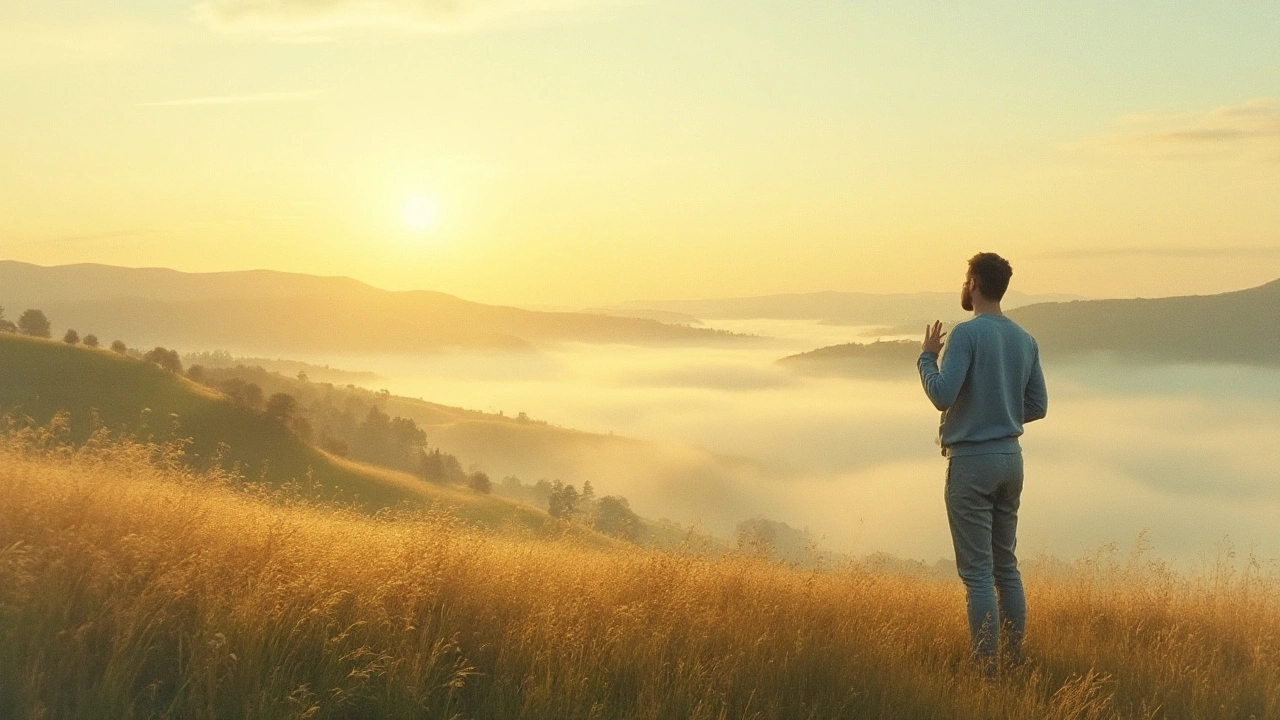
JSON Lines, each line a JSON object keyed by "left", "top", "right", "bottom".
{"left": 967, "top": 252, "right": 1013, "bottom": 301}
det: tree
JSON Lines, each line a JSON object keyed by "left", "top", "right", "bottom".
{"left": 63, "top": 329, "right": 80, "bottom": 345}
{"left": 264, "top": 393, "right": 299, "bottom": 422}
{"left": 186, "top": 365, "right": 205, "bottom": 383}
{"left": 110, "top": 340, "right": 128, "bottom": 354}
{"left": 548, "top": 481, "right": 579, "bottom": 520}
{"left": 83, "top": 334, "right": 99, "bottom": 348}
{"left": 18, "top": 309, "right": 51, "bottom": 338}
{"left": 593, "top": 496, "right": 641, "bottom": 541}
{"left": 144, "top": 347, "right": 182, "bottom": 373}
{"left": 219, "top": 378, "right": 264, "bottom": 410}
{"left": 0, "top": 306, "right": 16, "bottom": 333}
{"left": 418, "top": 448, "right": 464, "bottom": 484}
{"left": 467, "top": 471, "right": 492, "bottom": 494}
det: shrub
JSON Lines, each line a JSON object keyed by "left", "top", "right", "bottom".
{"left": 467, "top": 471, "right": 492, "bottom": 494}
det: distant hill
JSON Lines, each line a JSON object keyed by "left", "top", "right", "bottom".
{"left": 1008, "top": 278, "right": 1280, "bottom": 365}
{"left": 775, "top": 278, "right": 1280, "bottom": 374}
{"left": 617, "top": 290, "right": 1083, "bottom": 327}
{"left": 0, "top": 261, "right": 742, "bottom": 354}
{"left": 0, "top": 333, "right": 583, "bottom": 535}
{"left": 776, "top": 340, "right": 921, "bottom": 379}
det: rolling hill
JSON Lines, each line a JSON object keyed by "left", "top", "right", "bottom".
{"left": 0, "top": 261, "right": 742, "bottom": 354}
{"left": 1008, "top": 277, "right": 1280, "bottom": 365}
{"left": 0, "top": 333, "right": 579, "bottom": 534}
{"left": 776, "top": 278, "right": 1280, "bottom": 374}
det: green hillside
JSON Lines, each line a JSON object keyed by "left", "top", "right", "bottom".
{"left": 0, "top": 333, "right": 575, "bottom": 535}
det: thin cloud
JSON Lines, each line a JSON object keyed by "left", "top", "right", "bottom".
{"left": 194, "top": 0, "right": 595, "bottom": 33}
{"left": 139, "top": 90, "right": 321, "bottom": 107}
{"left": 1039, "top": 245, "right": 1280, "bottom": 261}
{"left": 1091, "top": 98, "right": 1280, "bottom": 160}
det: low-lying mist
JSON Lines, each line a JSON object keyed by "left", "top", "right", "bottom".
{"left": 300, "top": 318, "right": 1280, "bottom": 565}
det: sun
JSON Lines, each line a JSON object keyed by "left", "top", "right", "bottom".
{"left": 402, "top": 195, "right": 439, "bottom": 232}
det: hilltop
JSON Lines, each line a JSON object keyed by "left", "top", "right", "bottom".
{"left": 0, "top": 333, "right": 583, "bottom": 535}
{"left": 0, "top": 261, "right": 743, "bottom": 354}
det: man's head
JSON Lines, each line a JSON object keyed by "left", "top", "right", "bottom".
{"left": 962, "top": 252, "right": 1013, "bottom": 311}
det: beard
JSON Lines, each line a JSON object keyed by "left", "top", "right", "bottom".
{"left": 961, "top": 284, "right": 974, "bottom": 312}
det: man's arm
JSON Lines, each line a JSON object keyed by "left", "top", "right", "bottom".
{"left": 1023, "top": 343, "right": 1048, "bottom": 423}
{"left": 918, "top": 323, "right": 971, "bottom": 411}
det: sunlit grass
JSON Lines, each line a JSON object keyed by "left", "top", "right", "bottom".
{"left": 0, "top": 425, "right": 1276, "bottom": 719}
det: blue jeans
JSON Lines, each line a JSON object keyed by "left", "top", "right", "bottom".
{"left": 945, "top": 452, "right": 1026, "bottom": 662}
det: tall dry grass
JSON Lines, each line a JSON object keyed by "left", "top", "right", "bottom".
{"left": 0, "top": 421, "right": 1276, "bottom": 719}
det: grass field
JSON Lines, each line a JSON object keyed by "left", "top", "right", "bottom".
{"left": 0, "top": 426, "right": 1276, "bottom": 720}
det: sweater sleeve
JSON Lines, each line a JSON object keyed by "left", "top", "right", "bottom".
{"left": 1023, "top": 343, "right": 1048, "bottom": 423}
{"left": 917, "top": 325, "right": 972, "bottom": 412}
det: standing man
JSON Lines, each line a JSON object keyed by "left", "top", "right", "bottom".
{"left": 917, "top": 252, "right": 1048, "bottom": 668}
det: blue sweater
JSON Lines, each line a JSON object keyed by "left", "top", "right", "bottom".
{"left": 917, "top": 313, "right": 1048, "bottom": 457}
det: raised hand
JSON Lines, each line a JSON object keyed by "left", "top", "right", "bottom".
{"left": 922, "top": 321, "right": 947, "bottom": 355}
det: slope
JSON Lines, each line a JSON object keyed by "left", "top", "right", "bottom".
{"left": 0, "top": 333, "right": 573, "bottom": 534}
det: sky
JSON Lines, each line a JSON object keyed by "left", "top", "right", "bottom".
{"left": 2, "top": 0, "right": 1279, "bottom": 306}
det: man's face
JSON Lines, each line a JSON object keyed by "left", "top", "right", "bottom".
{"left": 961, "top": 275, "right": 975, "bottom": 312}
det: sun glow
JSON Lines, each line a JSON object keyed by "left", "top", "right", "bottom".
{"left": 402, "top": 196, "right": 439, "bottom": 232}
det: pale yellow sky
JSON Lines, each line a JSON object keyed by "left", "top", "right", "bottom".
{"left": 2, "top": 1, "right": 1278, "bottom": 305}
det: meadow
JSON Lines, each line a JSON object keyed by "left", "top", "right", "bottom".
{"left": 1, "top": 424, "right": 1276, "bottom": 720}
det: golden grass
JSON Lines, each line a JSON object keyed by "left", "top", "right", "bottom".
{"left": 0, "top": 427, "right": 1276, "bottom": 719}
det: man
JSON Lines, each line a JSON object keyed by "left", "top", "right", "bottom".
{"left": 917, "top": 252, "right": 1048, "bottom": 668}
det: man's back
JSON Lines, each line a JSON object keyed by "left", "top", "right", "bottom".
{"left": 917, "top": 313, "right": 1047, "bottom": 457}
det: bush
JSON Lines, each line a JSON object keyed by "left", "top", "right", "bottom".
{"left": 63, "top": 329, "right": 80, "bottom": 345}
{"left": 111, "top": 340, "right": 128, "bottom": 354}
{"left": 83, "top": 334, "right": 99, "bottom": 348}
{"left": 467, "top": 471, "right": 492, "bottom": 494}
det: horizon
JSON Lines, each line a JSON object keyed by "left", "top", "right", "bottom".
{"left": 3, "top": 257, "right": 1278, "bottom": 308}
